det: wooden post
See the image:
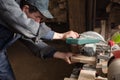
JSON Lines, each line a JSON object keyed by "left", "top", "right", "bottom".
{"left": 100, "top": 20, "right": 106, "bottom": 39}
{"left": 68, "top": 0, "right": 86, "bottom": 33}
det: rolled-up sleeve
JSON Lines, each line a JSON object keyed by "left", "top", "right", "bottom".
{"left": 41, "top": 31, "right": 54, "bottom": 40}
{"left": 36, "top": 23, "right": 55, "bottom": 40}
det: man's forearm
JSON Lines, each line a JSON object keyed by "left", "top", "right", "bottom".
{"left": 53, "top": 31, "right": 79, "bottom": 40}
{"left": 53, "top": 32, "right": 64, "bottom": 40}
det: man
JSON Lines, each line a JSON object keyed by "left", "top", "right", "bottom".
{"left": 0, "top": 0, "right": 79, "bottom": 80}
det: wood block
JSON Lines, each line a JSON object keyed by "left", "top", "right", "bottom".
{"left": 95, "top": 77, "right": 108, "bottom": 80}
{"left": 78, "top": 69, "right": 96, "bottom": 80}
{"left": 64, "top": 78, "right": 77, "bottom": 80}
{"left": 100, "top": 20, "right": 106, "bottom": 39}
{"left": 71, "top": 55, "right": 96, "bottom": 65}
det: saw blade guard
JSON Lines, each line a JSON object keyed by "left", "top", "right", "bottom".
{"left": 66, "top": 31, "right": 105, "bottom": 45}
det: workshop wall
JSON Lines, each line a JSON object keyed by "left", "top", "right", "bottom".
{"left": 49, "top": 0, "right": 67, "bottom": 23}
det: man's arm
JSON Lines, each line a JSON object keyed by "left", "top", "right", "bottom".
{"left": 0, "top": 0, "right": 39, "bottom": 38}
{"left": 20, "top": 37, "right": 74, "bottom": 64}
{"left": 19, "top": 37, "right": 57, "bottom": 59}
{"left": 39, "top": 23, "right": 79, "bottom": 40}
{"left": 53, "top": 31, "right": 80, "bottom": 40}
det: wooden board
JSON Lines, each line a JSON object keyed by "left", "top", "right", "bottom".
{"left": 100, "top": 20, "right": 106, "bottom": 39}
{"left": 64, "top": 78, "right": 77, "bottom": 80}
{"left": 78, "top": 69, "right": 108, "bottom": 80}
{"left": 68, "top": 0, "right": 86, "bottom": 33}
{"left": 71, "top": 55, "right": 96, "bottom": 65}
{"left": 78, "top": 69, "right": 96, "bottom": 80}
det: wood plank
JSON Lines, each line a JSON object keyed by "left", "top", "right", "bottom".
{"left": 71, "top": 55, "right": 96, "bottom": 65}
{"left": 68, "top": 0, "right": 86, "bottom": 33}
{"left": 77, "top": 69, "right": 107, "bottom": 80}
{"left": 64, "top": 78, "right": 77, "bottom": 80}
{"left": 100, "top": 20, "right": 106, "bottom": 39}
{"left": 78, "top": 69, "right": 96, "bottom": 80}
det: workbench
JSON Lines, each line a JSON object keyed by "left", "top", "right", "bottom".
{"left": 64, "top": 55, "right": 108, "bottom": 80}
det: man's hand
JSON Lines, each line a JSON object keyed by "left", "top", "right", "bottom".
{"left": 53, "top": 51, "right": 76, "bottom": 64}
{"left": 62, "top": 30, "right": 79, "bottom": 40}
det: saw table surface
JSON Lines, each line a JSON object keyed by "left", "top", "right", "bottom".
{"left": 64, "top": 69, "right": 107, "bottom": 80}
{"left": 64, "top": 54, "right": 108, "bottom": 80}
{"left": 78, "top": 69, "right": 96, "bottom": 80}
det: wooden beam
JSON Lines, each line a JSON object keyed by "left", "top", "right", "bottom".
{"left": 71, "top": 55, "right": 96, "bottom": 65}
{"left": 78, "top": 69, "right": 96, "bottom": 80}
{"left": 100, "top": 20, "right": 106, "bottom": 39}
{"left": 64, "top": 78, "right": 77, "bottom": 80}
{"left": 68, "top": 0, "right": 86, "bottom": 33}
